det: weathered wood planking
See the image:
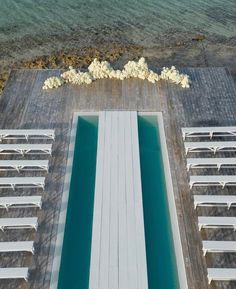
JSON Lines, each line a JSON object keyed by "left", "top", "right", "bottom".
{"left": 89, "top": 111, "right": 148, "bottom": 289}
{"left": 89, "top": 112, "right": 105, "bottom": 289}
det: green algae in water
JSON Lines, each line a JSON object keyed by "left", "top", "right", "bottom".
{"left": 138, "top": 116, "right": 179, "bottom": 289}
{"left": 57, "top": 116, "right": 98, "bottom": 289}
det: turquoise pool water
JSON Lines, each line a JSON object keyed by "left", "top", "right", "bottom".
{"left": 56, "top": 114, "right": 179, "bottom": 289}
{"left": 138, "top": 116, "right": 179, "bottom": 289}
{"left": 57, "top": 116, "right": 98, "bottom": 289}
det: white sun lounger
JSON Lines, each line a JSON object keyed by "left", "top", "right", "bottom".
{"left": 0, "top": 177, "right": 45, "bottom": 191}
{"left": 184, "top": 141, "right": 236, "bottom": 155}
{"left": 202, "top": 241, "right": 236, "bottom": 256}
{"left": 198, "top": 216, "right": 236, "bottom": 231}
{"left": 182, "top": 126, "right": 236, "bottom": 140}
{"left": 0, "top": 267, "right": 29, "bottom": 281}
{"left": 0, "top": 129, "right": 55, "bottom": 142}
{"left": 0, "top": 144, "right": 52, "bottom": 155}
{"left": 0, "top": 217, "right": 38, "bottom": 231}
{"left": 0, "top": 160, "right": 49, "bottom": 172}
{"left": 194, "top": 195, "right": 236, "bottom": 209}
{"left": 187, "top": 158, "right": 236, "bottom": 171}
{"left": 190, "top": 175, "right": 236, "bottom": 189}
{"left": 0, "top": 196, "right": 42, "bottom": 210}
{"left": 208, "top": 268, "right": 236, "bottom": 284}
{"left": 0, "top": 241, "right": 34, "bottom": 254}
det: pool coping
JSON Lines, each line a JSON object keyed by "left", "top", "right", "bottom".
{"left": 139, "top": 112, "right": 189, "bottom": 289}
{"left": 49, "top": 112, "right": 98, "bottom": 289}
{"left": 49, "top": 111, "right": 188, "bottom": 289}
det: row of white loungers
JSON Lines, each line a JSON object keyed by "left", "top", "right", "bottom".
{"left": 190, "top": 175, "right": 236, "bottom": 189}
{"left": 0, "top": 241, "right": 34, "bottom": 254}
{"left": 208, "top": 268, "right": 236, "bottom": 284}
{"left": 182, "top": 126, "right": 236, "bottom": 140}
{"left": 0, "top": 130, "right": 54, "bottom": 282}
{"left": 194, "top": 195, "right": 236, "bottom": 209}
{"left": 0, "top": 196, "right": 42, "bottom": 210}
{"left": 182, "top": 127, "right": 236, "bottom": 285}
{"left": 198, "top": 216, "right": 236, "bottom": 231}
{"left": 0, "top": 217, "right": 38, "bottom": 231}
{"left": 187, "top": 158, "right": 236, "bottom": 171}
{"left": 0, "top": 129, "right": 55, "bottom": 142}
{"left": 0, "top": 144, "right": 52, "bottom": 155}
{"left": 184, "top": 141, "right": 236, "bottom": 155}
{"left": 0, "top": 177, "right": 45, "bottom": 191}
{"left": 0, "top": 267, "right": 29, "bottom": 281}
{"left": 202, "top": 240, "right": 236, "bottom": 256}
{"left": 0, "top": 160, "right": 49, "bottom": 172}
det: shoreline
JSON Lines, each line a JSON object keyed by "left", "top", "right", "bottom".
{"left": 1, "top": 39, "right": 236, "bottom": 94}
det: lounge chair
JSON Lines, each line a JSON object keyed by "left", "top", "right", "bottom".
{"left": 0, "top": 217, "right": 38, "bottom": 231}
{"left": 182, "top": 126, "right": 236, "bottom": 140}
{"left": 202, "top": 240, "right": 236, "bottom": 256}
{"left": 0, "top": 129, "right": 55, "bottom": 141}
{"left": 0, "top": 241, "right": 34, "bottom": 254}
{"left": 187, "top": 158, "right": 236, "bottom": 171}
{"left": 0, "top": 196, "right": 42, "bottom": 210}
{"left": 190, "top": 175, "right": 236, "bottom": 189}
{"left": 184, "top": 141, "right": 236, "bottom": 155}
{"left": 208, "top": 268, "right": 236, "bottom": 284}
{"left": 194, "top": 195, "right": 236, "bottom": 209}
{"left": 198, "top": 216, "right": 236, "bottom": 231}
{"left": 0, "top": 267, "right": 29, "bottom": 281}
{"left": 0, "top": 160, "right": 49, "bottom": 172}
{"left": 0, "top": 144, "right": 52, "bottom": 155}
{"left": 0, "top": 177, "right": 45, "bottom": 190}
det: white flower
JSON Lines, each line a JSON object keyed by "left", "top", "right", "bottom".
{"left": 42, "top": 76, "right": 64, "bottom": 90}
{"left": 88, "top": 58, "right": 115, "bottom": 79}
{"left": 60, "top": 67, "right": 93, "bottom": 85}
{"left": 160, "top": 66, "right": 190, "bottom": 88}
{"left": 42, "top": 58, "right": 191, "bottom": 90}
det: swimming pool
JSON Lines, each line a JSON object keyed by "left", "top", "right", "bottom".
{"left": 50, "top": 111, "right": 188, "bottom": 289}
{"left": 138, "top": 115, "right": 179, "bottom": 289}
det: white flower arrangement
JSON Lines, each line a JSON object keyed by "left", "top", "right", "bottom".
{"left": 42, "top": 58, "right": 191, "bottom": 90}
{"left": 160, "top": 66, "right": 190, "bottom": 88}
{"left": 42, "top": 76, "right": 64, "bottom": 90}
{"left": 61, "top": 66, "right": 93, "bottom": 85}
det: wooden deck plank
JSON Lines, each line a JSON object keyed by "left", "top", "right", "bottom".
{"left": 89, "top": 112, "right": 106, "bottom": 289}
{"left": 118, "top": 111, "right": 128, "bottom": 289}
{"left": 131, "top": 111, "right": 149, "bottom": 289}
{"left": 124, "top": 111, "right": 138, "bottom": 289}
{"left": 99, "top": 111, "right": 112, "bottom": 289}
{"left": 108, "top": 111, "right": 119, "bottom": 289}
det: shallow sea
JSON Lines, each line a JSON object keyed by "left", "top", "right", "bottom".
{"left": 1, "top": 0, "right": 235, "bottom": 40}
{"left": 0, "top": 1, "right": 235, "bottom": 47}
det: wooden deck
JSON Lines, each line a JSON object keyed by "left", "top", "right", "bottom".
{"left": 0, "top": 67, "right": 236, "bottom": 289}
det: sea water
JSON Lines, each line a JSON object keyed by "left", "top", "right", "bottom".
{"left": 0, "top": 0, "right": 235, "bottom": 62}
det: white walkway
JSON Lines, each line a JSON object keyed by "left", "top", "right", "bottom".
{"left": 89, "top": 111, "right": 148, "bottom": 289}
